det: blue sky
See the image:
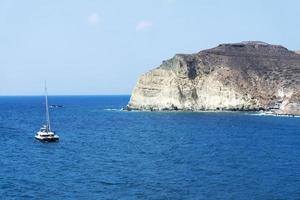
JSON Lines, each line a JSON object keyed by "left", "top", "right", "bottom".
{"left": 0, "top": 0, "right": 299, "bottom": 95}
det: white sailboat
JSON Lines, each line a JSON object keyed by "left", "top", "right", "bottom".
{"left": 35, "top": 84, "right": 59, "bottom": 142}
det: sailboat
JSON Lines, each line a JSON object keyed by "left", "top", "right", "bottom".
{"left": 35, "top": 84, "right": 59, "bottom": 142}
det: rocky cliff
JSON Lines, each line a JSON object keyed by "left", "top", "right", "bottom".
{"left": 127, "top": 41, "right": 300, "bottom": 115}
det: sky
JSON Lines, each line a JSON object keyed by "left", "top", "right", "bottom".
{"left": 0, "top": 0, "right": 299, "bottom": 95}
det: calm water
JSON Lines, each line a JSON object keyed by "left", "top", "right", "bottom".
{"left": 0, "top": 96, "right": 299, "bottom": 199}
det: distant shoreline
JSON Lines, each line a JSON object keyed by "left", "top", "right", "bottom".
{"left": 122, "top": 108, "right": 300, "bottom": 117}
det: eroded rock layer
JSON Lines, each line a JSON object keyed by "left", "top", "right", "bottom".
{"left": 127, "top": 41, "right": 300, "bottom": 115}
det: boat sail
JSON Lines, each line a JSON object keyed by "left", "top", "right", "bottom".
{"left": 35, "top": 84, "right": 59, "bottom": 142}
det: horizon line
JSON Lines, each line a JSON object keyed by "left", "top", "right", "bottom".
{"left": 0, "top": 94, "right": 131, "bottom": 97}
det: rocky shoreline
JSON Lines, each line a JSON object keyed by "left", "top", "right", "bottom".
{"left": 127, "top": 41, "right": 300, "bottom": 115}
{"left": 125, "top": 107, "right": 299, "bottom": 117}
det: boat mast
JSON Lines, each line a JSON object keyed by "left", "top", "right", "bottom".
{"left": 45, "top": 82, "right": 51, "bottom": 132}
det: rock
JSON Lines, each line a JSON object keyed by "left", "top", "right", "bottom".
{"left": 127, "top": 41, "right": 300, "bottom": 115}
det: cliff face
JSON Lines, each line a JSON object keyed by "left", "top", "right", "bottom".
{"left": 127, "top": 41, "right": 300, "bottom": 115}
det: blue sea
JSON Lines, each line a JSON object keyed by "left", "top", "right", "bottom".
{"left": 0, "top": 96, "right": 300, "bottom": 199}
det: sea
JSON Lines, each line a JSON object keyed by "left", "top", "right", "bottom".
{"left": 0, "top": 95, "right": 299, "bottom": 200}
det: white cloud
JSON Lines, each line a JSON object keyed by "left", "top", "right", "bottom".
{"left": 135, "top": 20, "right": 153, "bottom": 31}
{"left": 87, "top": 13, "right": 100, "bottom": 25}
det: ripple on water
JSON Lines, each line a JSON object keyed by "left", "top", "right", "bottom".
{"left": 0, "top": 96, "right": 299, "bottom": 199}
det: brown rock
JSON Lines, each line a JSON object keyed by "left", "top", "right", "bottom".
{"left": 128, "top": 41, "right": 300, "bottom": 115}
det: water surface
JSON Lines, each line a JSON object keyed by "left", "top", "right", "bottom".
{"left": 0, "top": 96, "right": 299, "bottom": 199}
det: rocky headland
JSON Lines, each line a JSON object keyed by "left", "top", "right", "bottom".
{"left": 127, "top": 41, "right": 300, "bottom": 115}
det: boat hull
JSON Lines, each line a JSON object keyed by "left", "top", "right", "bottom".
{"left": 35, "top": 135, "right": 59, "bottom": 142}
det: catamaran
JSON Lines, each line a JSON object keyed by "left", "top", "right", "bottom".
{"left": 35, "top": 85, "right": 59, "bottom": 142}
